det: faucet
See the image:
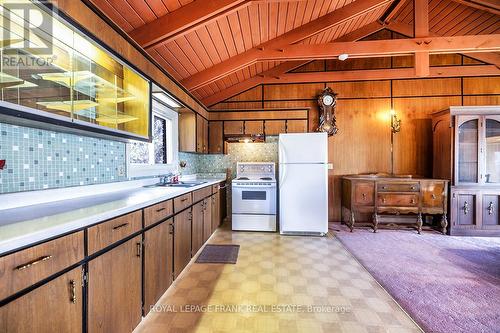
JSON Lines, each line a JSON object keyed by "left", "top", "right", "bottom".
{"left": 159, "top": 173, "right": 174, "bottom": 185}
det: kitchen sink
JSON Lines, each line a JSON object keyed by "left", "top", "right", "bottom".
{"left": 144, "top": 181, "right": 207, "bottom": 188}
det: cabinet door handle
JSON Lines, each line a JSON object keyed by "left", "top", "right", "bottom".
{"left": 463, "top": 201, "right": 469, "bottom": 215}
{"left": 136, "top": 242, "right": 142, "bottom": 257}
{"left": 15, "top": 255, "right": 53, "bottom": 271}
{"left": 410, "top": 199, "right": 415, "bottom": 204}
{"left": 155, "top": 207, "right": 166, "bottom": 213}
{"left": 382, "top": 198, "right": 386, "bottom": 203}
{"left": 487, "top": 202, "right": 494, "bottom": 215}
{"left": 431, "top": 194, "right": 436, "bottom": 199}
{"left": 181, "top": 198, "right": 188, "bottom": 202}
{"left": 362, "top": 193, "right": 366, "bottom": 200}
{"left": 112, "top": 222, "right": 129, "bottom": 230}
{"left": 70, "top": 280, "right": 77, "bottom": 304}
{"left": 169, "top": 224, "right": 174, "bottom": 235}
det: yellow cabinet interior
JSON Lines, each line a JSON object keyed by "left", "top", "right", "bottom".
{"left": 0, "top": 2, "right": 150, "bottom": 139}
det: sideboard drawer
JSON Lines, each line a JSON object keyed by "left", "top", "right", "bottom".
{"left": 378, "top": 193, "right": 419, "bottom": 206}
{"left": 144, "top": 200, "right": 173, "bottom": 227}
{"left": 87, "top": 210, "right": 142, "bottom": 254}
{"left": 174, "top": 193, "right": 192, "bottom": 213}
{"left": 0, "top": 231, "right": 84, "bottom": 300}
{"left": 353, "top": 182, "right": 374, "bottom": 205}
{"left": 378, "top": 182, "right": 420, "bottom": 192}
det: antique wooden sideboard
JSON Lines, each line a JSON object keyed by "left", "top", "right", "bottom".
{"left": 342, "top": 175, "right": 449, "bottom": 233}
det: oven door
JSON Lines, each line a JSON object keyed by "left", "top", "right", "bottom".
{"left": 232, "top": 183, "right": 276, "bottom": 215}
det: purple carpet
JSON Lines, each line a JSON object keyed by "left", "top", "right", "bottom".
{"left": 333, "top": 224, "right": 500, "bottom": 333}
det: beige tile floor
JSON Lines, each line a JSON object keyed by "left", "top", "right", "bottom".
{"left": 134, "top": 226, "right": 422, "bottom": 333}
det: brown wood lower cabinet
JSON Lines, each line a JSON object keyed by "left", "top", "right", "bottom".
{"left": 144, "top": 219, "right": 173, "bottom": 314}
{"left": 0, "top": 267, "right": 83, "bottom": 333}
{"left": 203, "top": 197, "right": 212, "bottom": 243}
{"left": 211, "top": 192, "right": 220, "bottom": 233}
{"left": 174, "top": 208, "right": 192, "bottom": 279}
{"left": 191, "top": 202, "right": 204, "bottom": 255}
{"left": 88, "top": 235, "right": 142, "bottom": 333}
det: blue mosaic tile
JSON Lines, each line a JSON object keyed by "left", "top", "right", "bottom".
{"left": 0, "top": 123, "right": 127, "bottom": 194}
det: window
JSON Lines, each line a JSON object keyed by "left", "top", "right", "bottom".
{"left": 127, "top": 99, "right": 179, "bottom": 178}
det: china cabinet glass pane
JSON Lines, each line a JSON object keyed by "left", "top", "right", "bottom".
{"left": 458, "top": 119, "right": 478, "bottom": 183}
{"left": 0, "top": 2, "right": 150, "bottom": 139}
{"left": 485, "top": 118, "right": 500, "bottom": 184}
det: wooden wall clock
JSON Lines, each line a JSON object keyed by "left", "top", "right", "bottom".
{"left": 317, "top": 87, "right": 339, "bottom": 136}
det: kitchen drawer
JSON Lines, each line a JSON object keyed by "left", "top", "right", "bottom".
{"left": 144, "top": 200, "right": 173, "bottom": 227}
{"left": 377, "top": 182, "right": 420, "bottom": 192}
{"left": 353, "top": 182, "right": 374, "bottom": 205}
{"left": 378, "top": 193, "right": 419, "bottom": 206}
{"left": 0, "top": 231, "right": 84, "bottom": 300}
{"left": 174, "top": 193, "right": 193, "bottom": 213}
{"left": 422, "top": 182, "right": 445, "bottom": 208}
{"left": 193, "top": 186, "right": 212, "bottom": 203}
{"left": 87, "top": 210, "right": 142, "bottom": 254}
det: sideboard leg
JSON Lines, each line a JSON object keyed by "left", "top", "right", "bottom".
{"left": 349, "top": 212, "right": 355, "bottom": 232}
{"left": 440, "top": 213, "right": 448, "bottom": 235}
{"left": 372, "top": 213, "right": 379, "bottom": 233}
{"left": 417, "top": 213, "right": 423, "bottom": 234}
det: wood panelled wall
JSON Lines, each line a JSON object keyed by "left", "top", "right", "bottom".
{"left": 211, "top": 58, "right": 500, "bottom": 221}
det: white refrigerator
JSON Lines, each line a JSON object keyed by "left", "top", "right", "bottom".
{"left": 278, "top": 132, "right": 328, "bottom": 236}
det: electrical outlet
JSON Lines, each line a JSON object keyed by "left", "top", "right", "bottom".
{"left": 117, "top": 165, "right": 125, "bottom": 177}
{"left": 328, "top": 163, "right": 333, "bottom": 170}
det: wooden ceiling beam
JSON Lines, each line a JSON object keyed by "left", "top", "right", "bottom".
{"left": 387, "top": 21, "right": 500, "bottom": 67}
{"left": 130, "top": 0, "right": 250, "bottom": 49}
{"left": 448, "top": 0, "right": 500, "bottom": 16}
{"left": 263, "top": 65, "right": 500, "bottom": 83}
{"left": 201, "top": 21, "right": 387, "bottom": 107}
{"left": 254, "top": 35, "right": 500, "bottom": 61}
{"left": 380, "top": 0, "right": 409, "bottom": 24}
{"left": 183, "top": 0, "right": 392, "bottom": 91}
{"left": 414, "top": 0, "right": 429, "bottom": 77}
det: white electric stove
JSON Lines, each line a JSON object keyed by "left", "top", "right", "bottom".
{"left": 232, "top": 162, "right": 277, "bottom": 232}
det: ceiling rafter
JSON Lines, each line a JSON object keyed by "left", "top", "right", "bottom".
{"left": 130, "top": 0, "right": 251, "bottom": 49}
{"left": 197, "top": 34, "right": 500, "bottom": 62}
{"left": 201, "top": 21, "right": 388, "bottom": 106}
{"left": 387, "top": 21, "right": 500, "bottom": 67}
{"left": 448, "top": 0, "right": 500, "bottom": 16}
{"left": 259, "top": 64, "right": 500, "bottom": 84}
{"left": 182, "top": 0, "right": 393, "bottom": 91}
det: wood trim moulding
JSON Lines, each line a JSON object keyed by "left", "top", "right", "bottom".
{"left": 258, "top": 65, "right": 500, "bottom": 84}
{"left": 209, "top": 109, "right": 309, "bottom": 121}
{"left": 51, "top": 0, "right": 209, "bottom": 118}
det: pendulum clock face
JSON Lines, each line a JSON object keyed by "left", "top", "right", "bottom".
{"left": 317, "top": 87, "right": 338, "bottom": 136}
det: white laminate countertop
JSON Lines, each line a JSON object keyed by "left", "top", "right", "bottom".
{"left": 0, "top": 178, "right": 226, "bottom": 255}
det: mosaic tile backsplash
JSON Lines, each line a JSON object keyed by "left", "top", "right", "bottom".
{"left": 179, "top": 138, "right": 279, "bottom": 178}
{"left": 0, "top": 123, "right": 126, "bottom": 193}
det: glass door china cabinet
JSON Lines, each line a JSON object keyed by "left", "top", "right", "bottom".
{"left": 432, "top": 106, "right": 500, "bottom": 236}
{"left": 0, "top": 2, "right": 150, "bottom": 141}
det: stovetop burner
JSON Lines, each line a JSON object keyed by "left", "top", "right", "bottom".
{"left": 237, "top": 177, "right": 250, "bottom": 180}
{"left": 260, "top": 177, "right": 272, "bottom": 180}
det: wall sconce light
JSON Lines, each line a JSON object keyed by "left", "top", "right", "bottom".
{"left": 389, "top": 109, "right": 401, "bottom": 175}
{"left": 390, "top": 109, "right": 401, "bottom": 133}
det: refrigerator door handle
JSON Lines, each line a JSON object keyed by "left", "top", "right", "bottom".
{"left": 279, "top": 165, "right": 286, "bottom": 186}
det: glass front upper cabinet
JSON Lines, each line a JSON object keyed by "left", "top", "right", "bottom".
{"left": 0, "top": 2, "right": 150, "bottom": 140}
{"left": 457, "top": 117, "right": 479, "bottom": 183}
{"left": 485, "top": 117, "right": 500, "bottom": 184}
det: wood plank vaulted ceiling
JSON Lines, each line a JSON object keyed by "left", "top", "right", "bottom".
{"left": 90, "top": 0, "right": 500, "bottom": 107}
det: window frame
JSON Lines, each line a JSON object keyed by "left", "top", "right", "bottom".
{"left": 127, "top": 99, "right": 179, "bottom": 178}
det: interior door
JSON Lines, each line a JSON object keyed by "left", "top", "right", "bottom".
{"left": 0, "top": 267, "right": 83, "bottom": 333}
{"left": 88, "top": 236, "right": 142, "bottom": 333}
{"left": 279, "top": 163, "right": 328, "bottom": 233}
{"left": 144, "top": 219, "right": 173, "bottom": 314}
